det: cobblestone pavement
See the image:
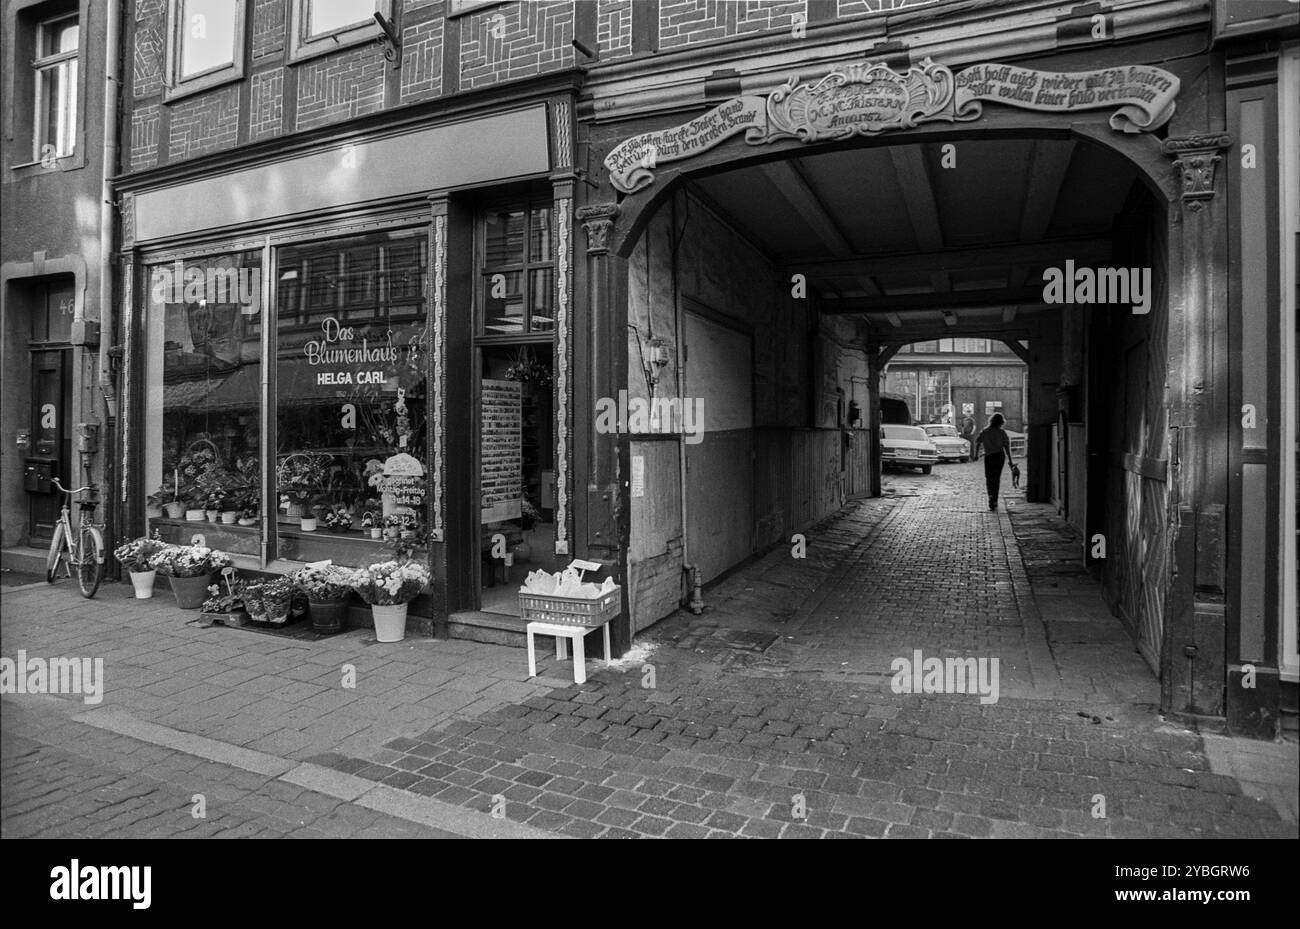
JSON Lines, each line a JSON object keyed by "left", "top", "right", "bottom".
{"left": 3, "top": 461, "right": 1295, "bottom": 838}
{"left": 1, "top": 700, "right": 457, "bottom": 838}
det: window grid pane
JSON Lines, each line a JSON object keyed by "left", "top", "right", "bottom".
{"left": 179, "top": 0, "right": 238, "bottom": 79}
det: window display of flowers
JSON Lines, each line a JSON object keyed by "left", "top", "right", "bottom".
{"left": 193, "top": 467, "right": 236, "bottom": 513}
{"left": 113, "top": 535, "right": 169, "bottom": 573}
{"left": 321, "top": 504, "right": 354, "bottom": 532}
{"left": 348, "top": 559, "right": 430, "bottom": 606}
{"left": 148, "top": 544, "right": 233, "bottom": 578}
{"left": 277, "top": 454, "right": 329, "bottom": 507}
{"left": 292, "top": 564, "right": 352, "bottom": 602}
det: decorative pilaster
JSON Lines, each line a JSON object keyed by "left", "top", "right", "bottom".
{"left": 428, "top": 199, "right": 448, "bottom": 543}
{"left": 553, "top": 188, "right": 574, "bottom": 555}
{"left": 1161, "top": 134, "right": 1232, "bottom": 212}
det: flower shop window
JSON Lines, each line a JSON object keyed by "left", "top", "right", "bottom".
{"left": 274, "top": 229, "right": 428, "bottom": 564}
{"left": 480, "top": 202, "right": 554, "bottom": 335}
{"left": 143, "top": 250, "right": 264, "bottom": 556}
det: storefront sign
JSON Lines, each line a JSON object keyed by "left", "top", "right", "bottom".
{"left": 304, "top": 317, "right": 399, "bottom": 387}
{"left": 605, "top": 58, "right": 1180, "bottom": 193}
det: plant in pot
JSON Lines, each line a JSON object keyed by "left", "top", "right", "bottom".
{"left": 200, "top": 575, "right": 248, "bottom": 626}
{"left": 360, "top": 507, "right": 382, "bottom": 539}
{"left": 277, "top": 454, "right": 329, "bottom": 530}
{"left": 241, "top": 576, "right": 295, "bottom": 624}
{"left": 293, "top": 563, "right": 353, "bottom": 634}
{"left": 113, "top": 534, "right": 169, "bottom": 599}
{"left": 348, "top": 558, "right": 430, "bottom": 643}
{"left": 321, "top": 503, "right": 354, "bottom": 534}
{"left": 518, "top": 496, "right": 541, "bottom": 532}
{"left": 177, "top": 444, "right": 218, "bottom": 520}
{"left": 193, "top": 467, "right": 236, "bottom": 523}
{"left": 148, "top": 544, "right": 233, "bottom": 610}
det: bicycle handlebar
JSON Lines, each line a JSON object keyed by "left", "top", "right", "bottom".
{"left": 50, "top": 478, "right": 95, "bottom": 496}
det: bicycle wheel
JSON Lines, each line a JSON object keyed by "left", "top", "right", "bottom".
{"left": 76, "top": 526, "right": 104, "bottom": 599}
{"left": 46, "top": 522, "right": 67, "bottom": 583}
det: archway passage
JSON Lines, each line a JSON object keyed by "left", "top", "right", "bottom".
{"left": 619, "top": 129, "right": 1172, "bottom": 693}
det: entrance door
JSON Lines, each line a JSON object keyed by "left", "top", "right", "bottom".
{"left": 28, "top": 349, "right": 71, "bottom": 542}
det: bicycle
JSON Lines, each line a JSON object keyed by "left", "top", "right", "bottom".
{"left": 45, "top": 477, "right": 105, "bottom": 598}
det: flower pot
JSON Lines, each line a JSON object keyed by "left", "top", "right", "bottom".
{"left": 185, "top": 508, "right": 205, "bottom": 522}
{"left": 371, "top": 603, "right": 408, "bottom": 642}
{"left": 237, "top": 517, "right": 257, "bottom": 527}
{"left": 369, "top": 528, "right": 382, "bottom": 539}
{"left": 168, "top": 573, "right": 212, "bottom": 610}
{"left": 300, "top": 517, "right": 317, "bottom": 532}
{"left": 145, "top": 505, "right": 163, "bottom": 519}
{"left": 286, "top": 502, "right": 303, "bottom": 520}
{"left": 309, "top": 598, "right": 348, "bottom": 634}
{"left": 220, "top": 511, "right": 238, "bottom": 524}
{"left": 163, "top": 501, "right": 186, "bottom": 519}
{"left": 128, "top": 569, "right": 156, "bottom": 599}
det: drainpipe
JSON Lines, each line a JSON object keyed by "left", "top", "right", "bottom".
{"left": 97, "top": 0, "right": 122, "bottom": 420}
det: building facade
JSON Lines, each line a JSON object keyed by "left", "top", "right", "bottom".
{"left": 2, "top": 0, "right": 118, "bottom": 567}
{"left": 13, "top": 0, "right": 1294, "bottom": 737}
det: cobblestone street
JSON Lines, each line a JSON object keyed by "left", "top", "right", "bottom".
{"left": 3, "top": 462, "right": 1296, "bottom": 839}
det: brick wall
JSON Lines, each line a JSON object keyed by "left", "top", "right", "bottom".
{"left": 459, "top": 0, "right": 575, "bottom": 91}
{"left": 401, "top": 15, "right": 445, "bottom": 104}
{"left": 249, "top": 68, "right": 284, "bottom": 142}
{"left": 597, "top": 0, "right": 633, "bottom": 59}
{"left": 837, "top": 0, "right": 937, "bottom": 17}
{"left": 295, "top": 45, "right": 387, "bottom": 132}
{"left": 658, "top": 0, "right": 807, "bottom": 50}
{"left": 130, "top": 104, "right": 161, "bottom": 172}
{"left": 168, "top": 85, "right": 241, "bottom": 159}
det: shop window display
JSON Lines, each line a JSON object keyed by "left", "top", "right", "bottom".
{"left": 144, "top": 250, "right": 263, "bottom": 555}
{"left": 274, "top": 230, "right": 428, "bottom": 564}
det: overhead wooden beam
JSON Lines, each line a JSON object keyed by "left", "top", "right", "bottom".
{"left": 780, "top": 235, "right": 1110, "bottom": 278}
{"left": 1002, "top": 338, "right": 1033, "bottom": 364}
{"left": 818, "top": 286, "right": 1045, "bottom": 314}
{"left": 889, "top": 145, "right": 945, "bottom": 251}
{"left": 875, "top": 323, "right": 1036, "bottom": 344}
{"left": 761, "top": 160, "right": 882, "bottom": 297}
{"left": 1019, "top": 140, "right": 1076, "bottom": 242}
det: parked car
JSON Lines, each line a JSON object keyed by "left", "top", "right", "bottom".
{"left": 922, "top": 423, "right": 969, "bottom": 462}
{"left": 881, "top": 424, "right": 939, "bottom": 474}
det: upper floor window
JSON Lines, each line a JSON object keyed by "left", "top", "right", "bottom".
{"left": 289, "top": 0, "right": 390, "bottom": 62}
{"left": 33, "top": 14, "right": 78, "bottom": 161}
{"left": 167, "top": 0, "right": 246, "bottom": 100}
{"left": 479, "top": 201, "right": 554, "bottom": 337}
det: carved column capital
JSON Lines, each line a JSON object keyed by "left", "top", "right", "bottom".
{"left": 1161, "top": 134, "right": 1232, "bottom": 212}
{"left": 576, "top": 203, "right": 620, "bottom": 254}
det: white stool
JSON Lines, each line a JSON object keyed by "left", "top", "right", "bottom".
{"left": 527, "top": 621, "right": 611, "bottom": 685}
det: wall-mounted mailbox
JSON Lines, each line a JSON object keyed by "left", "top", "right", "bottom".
{"left": 71, "top": 319, "right": 100, "bottom": 347}
{"left": 24, "top": 458, "right": 56, "bottom": 494}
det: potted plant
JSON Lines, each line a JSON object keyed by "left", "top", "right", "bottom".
{"left": 348, "top": 558, "right": 430, "bottom": 642}
{"left": 321, "top": 504, "right": 353, "bottom": 533}
{"left": 261, "top": 577, "right": 295, "bottom": 624}
{"left": 113, "top": 534, "right": 169, "bottom": 599}
{"left": 519, "top": 496, "right": 541, "bottom": 532}
{"left": 293, "top": 563, "right": 353, "bottom": 634}
{"left": 149, "top": 544, "right": 233, "bottom": 609}
{"left": 200, "top": 576, "right": 248, "bottom": 626}
{"left": 361, "top": 507, "right": 382, "bottom": 539}
{"left": 277, "top": 454, "right": 329, "bottom": 529}
{"left": 237, "top": 504, "right": 259, "bottom": 527}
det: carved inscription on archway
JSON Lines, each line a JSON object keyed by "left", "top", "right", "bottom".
{"left": 605, "top": 58, "right": 1180, "bottom": 194}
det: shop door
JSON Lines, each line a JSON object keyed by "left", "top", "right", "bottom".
{"left": 29, "top": 349, "right": 72, "bottom": 542}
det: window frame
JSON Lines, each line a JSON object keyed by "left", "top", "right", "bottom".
{"left": 475, "top": 197, "right": 557, "bottom": 341}
{"left": 31, "top": 11, "right": 78, "bottom": 162}
{"left": 164, "top": 0, "right": 247, "bottom": 104}
{"left": 287, "top": 0, "right": 391, "bottom": 65}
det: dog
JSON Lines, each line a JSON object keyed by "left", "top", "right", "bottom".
{"left": 1011, "top": 463, "right": 1021, "bottom": 489}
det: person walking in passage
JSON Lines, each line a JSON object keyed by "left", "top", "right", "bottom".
{"left": 973, "top": 413, "right": 1014, "bottom": 510}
